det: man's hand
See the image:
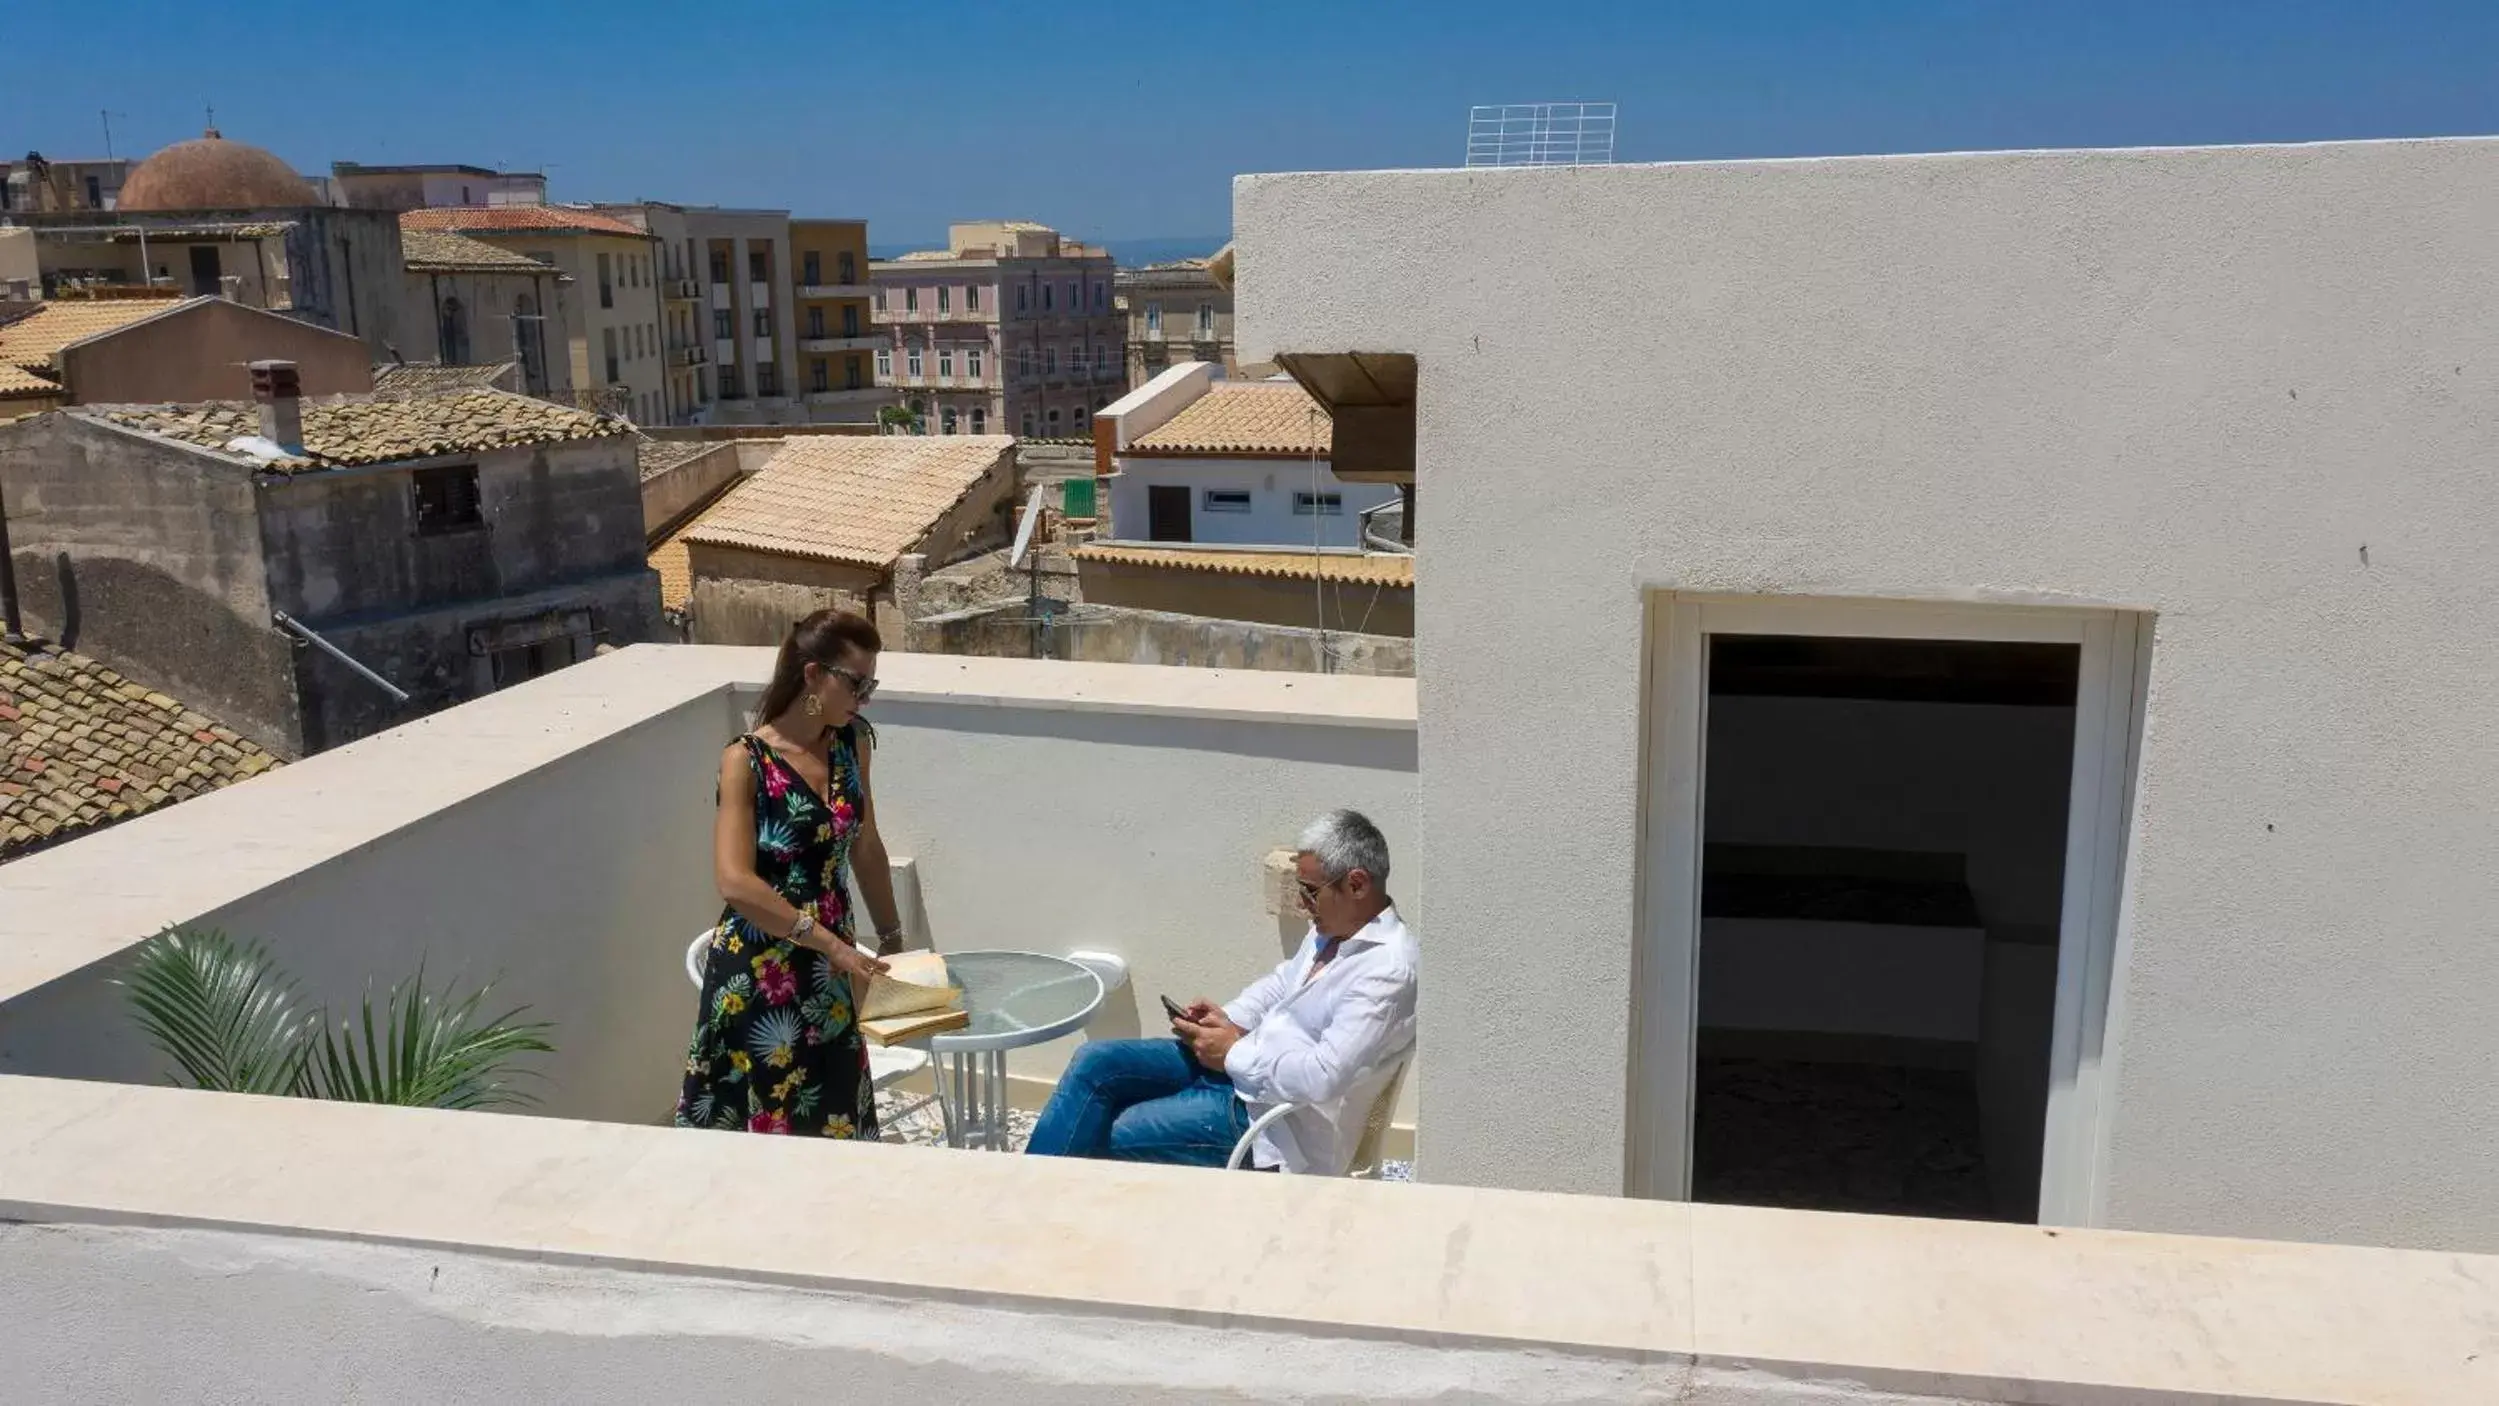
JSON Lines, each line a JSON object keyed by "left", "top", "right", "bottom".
{"left": 1175, "top": 1006, "right": 1244, "bottom": 1072}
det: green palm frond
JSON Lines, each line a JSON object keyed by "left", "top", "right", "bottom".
{"left": 116, "top": 928, "right": 316, "bottom": 1096}
{"left": 117, "top": 930, "right": 554, "bottom": 1112}
{"left": 304, "top": 964, "right": 554, "bottom": 1111}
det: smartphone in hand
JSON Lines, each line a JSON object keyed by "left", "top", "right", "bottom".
{"left": 1161, "top": 995, "right": 1191, "bottom": 1023}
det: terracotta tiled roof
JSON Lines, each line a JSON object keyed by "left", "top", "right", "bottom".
{"left": 683, "top": 435, "right": 1017, "bottom": 570}
{"left": 371, "top": 361, "right": 519, "bottom": 395}
{"left": 400, "top": 228, "right": 555, "bottom": 273}
{"left": 400, "top": 205, "right": 650, "bottom": 239}
{"left": 1073, "top": 543, "right": 1413, "bottom": 587}
{"left": 0, "top": 299, "right": 183, "bottom": 371}
{"left": 77, "top": 389, "right": 628, "bottom": 471}
{"left": 1, "top": 639, "right": 279, "bottom": 861}
{"left": 1127, "top": 382, "right": 1330, "bottom": 457}
{"left": 0, "top": 364, "right": 60, "bottom": 399}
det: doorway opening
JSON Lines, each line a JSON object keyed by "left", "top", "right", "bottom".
{"left": 1688, "top": 634, "right": 2077, "bottom": 1221}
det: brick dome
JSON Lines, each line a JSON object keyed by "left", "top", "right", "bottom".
{"left": 118, "top": 128, "right": 318, "bottom": 211}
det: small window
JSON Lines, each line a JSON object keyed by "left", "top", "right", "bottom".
{"left": 1021, "top": 410, "right": 1035, "bottom": 435}
{"left": 967, "top": 284, "right": 981, "bottom": 311}
{"left": 1046, "top": 408, "right": 1062, "bottom": 432}
{"left": 838, "top": 252, "right": 856, "bottom": 283}
{"left": 597, "top": 252, "right": 613, "bottom": 309}
{"left": 1017, "top": 284, "right": 1029, "bottom": 312}
{"left": 802, "top": 252, "right": 821, "bottom": 285}
{"left": 939, "top": 348, "right": 955, "bottom": 377}
{"left": 873, "top": 288, "right": 887, "bottom": 311}
{"left": 1095, "top": 282, "right": 1107, "bottom": 311}
{"left": 906, "top": 346, "right": 923, "bottom": 377}
{"left": 905, "top": 287, "right": 919, "bottom": 312}
{"left": 1202, "top": 490, "right": 1252, "bottom": 514}
{"left": 753, "top": 308, "right": 771, "bottom": 337}
{"left": 811, "top": 359, "right": 829, "bottom": 393}
{"left": 713, "top": 308, "right": 732, "bottom": 338}
{"left": 757, "top": 364, "right": 780, "bottom": 397}
{"left": 710, "top": 251, "right": 730, "bottom": 283}
{"left": 1017, "top": 347, "right": 1033, "bottom": 377}
{"left": 941, "top": 406, "right": 958, "bottom": 434}
{"left": 1066, "top": 281, "right": 1079, "bottom": 311}
{"left": 1197, "top": 303, "right": 1214, "bottom": 336}
{"left": 1044, "top": 346, "right": 1057, "bottom": 374}
{"left": 970, "top": 407, "right": 986, "bottom": 433}
{"left": 845, "top": 358, "right": 863, "bottom": 390}
{"left": 1042, "top": 283, "right": 1054, "bottom": 311}
{"left": 412, "top": 465, "right": 484, "bottom": 536}
{"left": 1293, "top": 492, "right": 1345, "bottom": 516}
{"left": 876, "top": 347, "right": 893, "bottom": 378}
{"left": 1145, "top": 302, "right": 1161, "bottom": 333}
{"left": 749, "top": 250, "right": 768, "bottom": 282}
{"left": 938, "top": 286, "right": 951, "bottom": 313}
{"left": 967, "top": 347, "right": 984, "bottom": 379}
{"left": 807, "top": 306, "right": 825, "bottom": 338}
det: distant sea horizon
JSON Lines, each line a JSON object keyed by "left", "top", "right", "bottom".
{"left": 868, "top": 235, "right": 1226, "bottom": 267}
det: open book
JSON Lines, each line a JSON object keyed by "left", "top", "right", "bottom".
{"left": 858, "top": 950, "right": 968, "bottom": 1046}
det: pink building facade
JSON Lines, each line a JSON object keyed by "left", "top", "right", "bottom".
{"left": 871, "top": 222, "right": 1123, "bottom": 438}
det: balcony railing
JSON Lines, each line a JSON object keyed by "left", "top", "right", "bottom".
{"left": 797, "top": 283, "right": 872, "bottom": 299}
{"left": 670, "top": 344, "right": 708, "bottom": 367}
{"left": 797, "top": 334, "right": 880, "bottom": 354}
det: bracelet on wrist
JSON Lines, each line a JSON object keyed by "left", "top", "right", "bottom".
{"left": 788, "top": 911, "right": 816, "bottom": 944}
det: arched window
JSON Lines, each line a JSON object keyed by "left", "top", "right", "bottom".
{"left": 438, "top": 296, "right": 470, "bottom": 366}
{"left": 940, "top": 406, "right": 959, "bottom": 434}
{"left": 970, "top": 407, "right": 986, "bottom": 434}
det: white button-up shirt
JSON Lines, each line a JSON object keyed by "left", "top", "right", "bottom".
{"left": 1221, "top": 906, "right": 1417, "bottom": 1174}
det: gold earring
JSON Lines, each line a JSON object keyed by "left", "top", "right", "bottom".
{"left": 803, "top": 694, "right": 822, "bottom": 717}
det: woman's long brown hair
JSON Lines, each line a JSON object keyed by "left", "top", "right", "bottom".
{"left": 753, "top": 609, "right": 882, "bottom": 727}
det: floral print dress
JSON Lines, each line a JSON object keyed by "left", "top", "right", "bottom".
{"left": 674, "top": 725, "right": 877, "bottom": 1139}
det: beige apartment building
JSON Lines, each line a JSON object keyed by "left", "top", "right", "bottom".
{"left": 1118, "top": 256, "right": 1233, "bottom": 388}
{"left": 789, "top": 218, "right": 881, "bottom": 424}
{"left": 401, "top": 205, "right": 666, "bottom": 423}
{"left": 872, "top": 221, "right": 1122, "bottom": 439}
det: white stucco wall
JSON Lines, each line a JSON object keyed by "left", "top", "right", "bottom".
{"left": 1106, "top": 454, "right": 1399, "bottom": 547}
{"left": 1237, "top": 138, "right": 2499, "bottom": 1251}
{"left": 0, "top": 649, "right": 1417, "bottom": 1130}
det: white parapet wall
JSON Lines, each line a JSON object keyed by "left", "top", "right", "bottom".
{"left": 0, "top": 1074, "right": 2492, "bottom": 1404}
{"left": 0, "top": 646, "right": 1418, "bottom": 1129}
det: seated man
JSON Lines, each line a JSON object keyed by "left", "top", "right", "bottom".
{"left": 1024, "top": 809, "right": 1416, "bottom": 1174}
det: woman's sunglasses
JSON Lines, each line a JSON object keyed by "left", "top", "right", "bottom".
{"left": 825, "top": 664, "right": 878, "bottom": 702}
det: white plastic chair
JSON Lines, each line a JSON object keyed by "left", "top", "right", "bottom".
{"left": 1225, "top": 1054, "right": 1410, "bottom": 1178}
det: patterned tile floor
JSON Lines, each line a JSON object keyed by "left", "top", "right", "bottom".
{"left": 874, "top": 1090, "right": 1413, "bottom": 1181}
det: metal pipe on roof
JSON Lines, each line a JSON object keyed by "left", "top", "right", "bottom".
{"left": 271, "top": 610, "right": 409, "bottom": 704}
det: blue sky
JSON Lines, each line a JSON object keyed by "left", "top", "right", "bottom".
{"left": 7, "top": 1, "right": 2498, "bottom": 246}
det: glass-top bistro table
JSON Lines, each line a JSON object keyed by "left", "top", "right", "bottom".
{"left": 919, "top": 951, "right": 1105, "bottom": 1150}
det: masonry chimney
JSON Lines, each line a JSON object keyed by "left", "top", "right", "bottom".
{"left": 249, "top": 359, "right": 303, "bottom": 452}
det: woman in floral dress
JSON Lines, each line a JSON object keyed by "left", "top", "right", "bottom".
{"left": 676, "top": 609, "right": 907, "bottom": 1137}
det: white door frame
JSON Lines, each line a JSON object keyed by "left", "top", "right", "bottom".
{"left": 1626, "top": 593, "right": 2147, "bottom": 1225}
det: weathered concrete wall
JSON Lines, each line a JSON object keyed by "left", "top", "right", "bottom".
{"left": 0, "top": 416, "right": 301, "bottom": 753}
{"left": 1077, "top": 558, "right": 1414, "bottom": 637}
{"left": 1238, "top": 138, "right": 2499, "bottom": 1247}
{"left": 278, "top": 207, "right": 411, "bottom": 361}
{"left": 400, "top": 266, "right": 573, "bottom": 396}
{"left": 59, "top": 299, "right": 372, "bottom": 405}
{"left": 638, "top": 442, "right": 740, "bottom": 537}
{"left": 258, "top": 435, "right": 659, "bottom": 750}
{"left": 917, "top": 599, "right": 1413, "bottom": 677}
{"left": 683, "top": 541, "right": 883, "bottom": 646}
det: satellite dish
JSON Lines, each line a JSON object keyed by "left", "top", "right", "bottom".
{"left": 1007, "top": 483, "right": 1049, "bottom": 568}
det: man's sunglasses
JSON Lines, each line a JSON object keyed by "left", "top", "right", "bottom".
{"left": 1295, "top": 874, "right": 1345, "bottom": 907}
{"left": 826, "top": 664, "right": 878, "bottom": 702}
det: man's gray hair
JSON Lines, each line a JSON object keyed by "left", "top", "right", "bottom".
{"left": 1298, "top": 808, "right": 1390, "bottom": 887}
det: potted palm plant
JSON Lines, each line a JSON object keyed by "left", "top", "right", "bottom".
{"left": 118, "top": 928, "right": 553, "bottom": 1109}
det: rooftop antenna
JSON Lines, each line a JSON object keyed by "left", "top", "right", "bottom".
{"left": 1464, "top": 102, "right": 1617, "bottom": 168}
{"left": 1006, "top": 483, "right": 1057, "bottom": 659}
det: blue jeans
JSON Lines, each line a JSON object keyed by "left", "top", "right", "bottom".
{"left": 1025, "top": 1038, "right": 1252, "bottom": 1166}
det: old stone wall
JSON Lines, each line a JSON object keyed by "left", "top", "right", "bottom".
{"left": 0, "top": 416, "right": 303, "bottom": 753}
{"left": 914, "top": 599, "right": 1411, "bottom": 677}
